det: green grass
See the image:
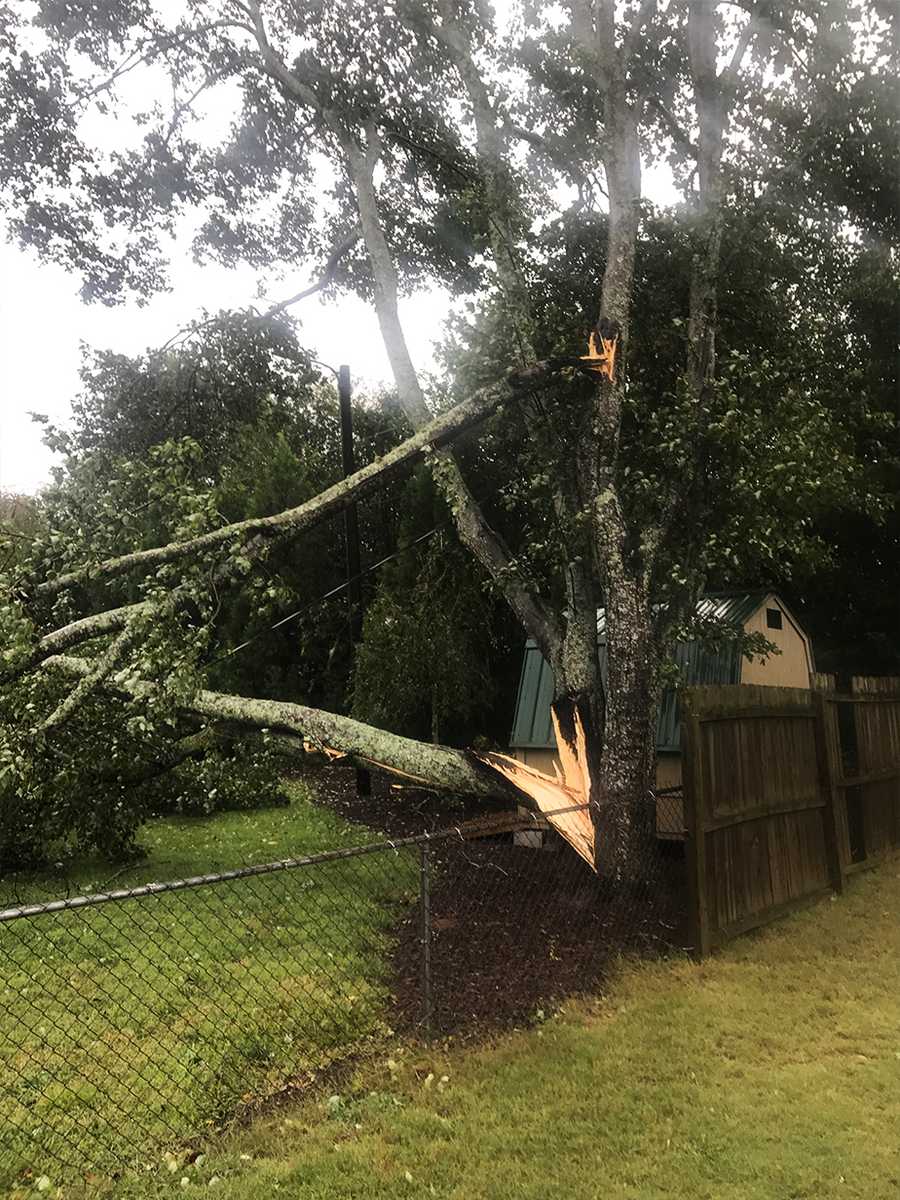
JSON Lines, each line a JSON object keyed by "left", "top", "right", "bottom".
{"left": 0, "top": 784, "right": 418, "bottom": 1190}
{"left": 69, "top": 856, "right": 900, "bottom": 1200}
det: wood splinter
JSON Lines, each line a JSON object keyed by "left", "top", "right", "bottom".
{"left": 476, "top": 707, "right": 597, "bottom": 869}
{"left": 579, "top": 317, "right": 621, "bottom": 381}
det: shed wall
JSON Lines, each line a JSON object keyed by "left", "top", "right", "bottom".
{"left": 739, "top": 596, "right": 814, "bottom": 687}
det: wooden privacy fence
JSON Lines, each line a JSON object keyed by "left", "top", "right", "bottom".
{"left": 681, "top": 677, "right": 900, "bottom": 957}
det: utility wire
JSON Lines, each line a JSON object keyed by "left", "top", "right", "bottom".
{"left": 207, "top": 520, "right": 452, "bottom": 666}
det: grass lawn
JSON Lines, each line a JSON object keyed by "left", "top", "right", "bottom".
{"left": 0, "top": 783, "right": 418, "bottom": 1190}
{"left": 86, "top": 856, "right": 900, "bottom": 1200}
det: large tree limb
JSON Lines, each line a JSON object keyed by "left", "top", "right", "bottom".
{"left": 44, "top": 655, "right": 524, "bottom": 805}
{"left": 343, "top": 130, "right": 564, "bottom": 666}
{"left": 21, "top": 357, "right": 599, "bottom": 673}
{"left": 35, "top": 377, "right": 532, "bottom": 600}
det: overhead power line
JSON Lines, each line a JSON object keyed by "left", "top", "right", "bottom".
{"left": 208, "top": 520, "right": 452, "bottom": 666}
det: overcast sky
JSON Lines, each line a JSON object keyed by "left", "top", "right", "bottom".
{"left": 0, "top": 231, "right": 456, "bottom": 495}
{"left": 1, "top": 161, "right": 683, "bottom": 498}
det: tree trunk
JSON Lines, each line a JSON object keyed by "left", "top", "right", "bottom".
{"left": 589, "top": 73, "right": 660, "bottom": 875}
{"left": 597, "top": 597, "right": 661, "bottom": 879}
{"left": 344, "top": 133, "right": 564, "bottom": 670}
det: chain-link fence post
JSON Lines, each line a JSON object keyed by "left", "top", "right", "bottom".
{"left": 418, "top": 842, "right": 433, "bottom": 1040}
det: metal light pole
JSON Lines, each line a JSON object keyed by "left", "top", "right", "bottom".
{"left": 336, "top": 364, "right": 371, "bottom": 796}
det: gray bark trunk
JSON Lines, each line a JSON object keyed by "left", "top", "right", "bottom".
{"left": 344, "top": 133, "right": 563, "bottom": 668}
{"left": 596, "top": 600, "right": 661, "bottom": 878}
{"left": 569, "top": 2, "right": 663, "bottom": 872}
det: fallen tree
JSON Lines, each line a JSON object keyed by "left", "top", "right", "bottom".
{"left": 45, "top": 654, "right": 521, "bottom": 802}
{"left": 43, "top": 653, "right": 599, "bottom": 862}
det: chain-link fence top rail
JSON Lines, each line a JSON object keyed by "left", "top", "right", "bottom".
{"left": 0, "top": 799, "right": 686, "bottom": 1188}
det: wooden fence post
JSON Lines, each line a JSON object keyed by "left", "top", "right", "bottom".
{"left": 812, "top": 690, "right": 845, "bottom": 895}
{"left": 681, "top": 698, "right": 710, "bottom": 958}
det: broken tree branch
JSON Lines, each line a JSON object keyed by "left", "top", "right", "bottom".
{"left": 44, "top": 655, "right": 525, "bottom": 805}
{"left": 35, "top": 375, "right": 537, "bottom": 600}
{"left": 260, "top": 226, "right": 362, "bottom": 318}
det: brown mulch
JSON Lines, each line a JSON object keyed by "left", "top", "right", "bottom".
{"left": 391, "top": 836, "right": 688, "bottom": 1038}
{"left": 300, "top": 760, "right": 506, "bottom": 838}
{"left": 300, "top": 762, "right": 687, "bottom": 1038}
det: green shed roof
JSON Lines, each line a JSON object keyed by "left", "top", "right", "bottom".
{"left": 510, "top": 592, "right": 768, "bottom": 753}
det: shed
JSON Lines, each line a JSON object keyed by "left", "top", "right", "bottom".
{"left": 509, "top": 591, "right": 815, "bottom": 833}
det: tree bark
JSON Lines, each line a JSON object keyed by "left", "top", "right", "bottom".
{"left": 569, "top": 0, "right": 665, "bottom": 873}
{"left": 435, "top": 6, "right": 606, "bottom": 737}
{"left": 44, "top": 654, "right": 524, "bottom": 805}
{"left": 596, "top": 597, "right": 662, "bottom": 877}
{"left": 343, "top": 133, "right": 564, "bottom": 668}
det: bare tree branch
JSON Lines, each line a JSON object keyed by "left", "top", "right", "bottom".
{"left": 244, "top": 1, "right": 323, "bottom": 113}
{"left": 161, "top": 70, "right": 225, "bottom": 149}
{"left": 720, "top": 12, "right": 758, "bottom": 89}
{"left": 260, "top": 226, "right": 361, "bottom": 318}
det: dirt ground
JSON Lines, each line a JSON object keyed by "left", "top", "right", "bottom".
{"left": 302, "top": 760, "right": 500, "bottom": 838}
{"left": 305, "top": 762, "right": 688, "bottom": 1038}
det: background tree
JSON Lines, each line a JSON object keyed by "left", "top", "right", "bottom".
{"left": 352, "top": 468, "right": 521, "bottom": 747}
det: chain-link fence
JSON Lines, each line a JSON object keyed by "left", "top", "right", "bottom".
{"left": 1, "top": 796, "right": 686, "bottom": 1188}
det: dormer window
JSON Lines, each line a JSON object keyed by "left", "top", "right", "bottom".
{"left": 766, "top": 607, "right": 783, "bottom": 630}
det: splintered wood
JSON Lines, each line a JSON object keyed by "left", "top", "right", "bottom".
{"left": 476, "top": 708, "right": 596, "bottom": 868}
{"left": 302, "top": 741, "right": 347, "bottom": 762}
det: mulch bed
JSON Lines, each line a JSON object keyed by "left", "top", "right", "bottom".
{"left": 391, "top": 837, "right": 688, "bottom": 1038}
{"left": 301, "top": 762, "right": 688, "bottom": 1038}
{"left": 300, "top": 760, "right": 506, "bottom": 838}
